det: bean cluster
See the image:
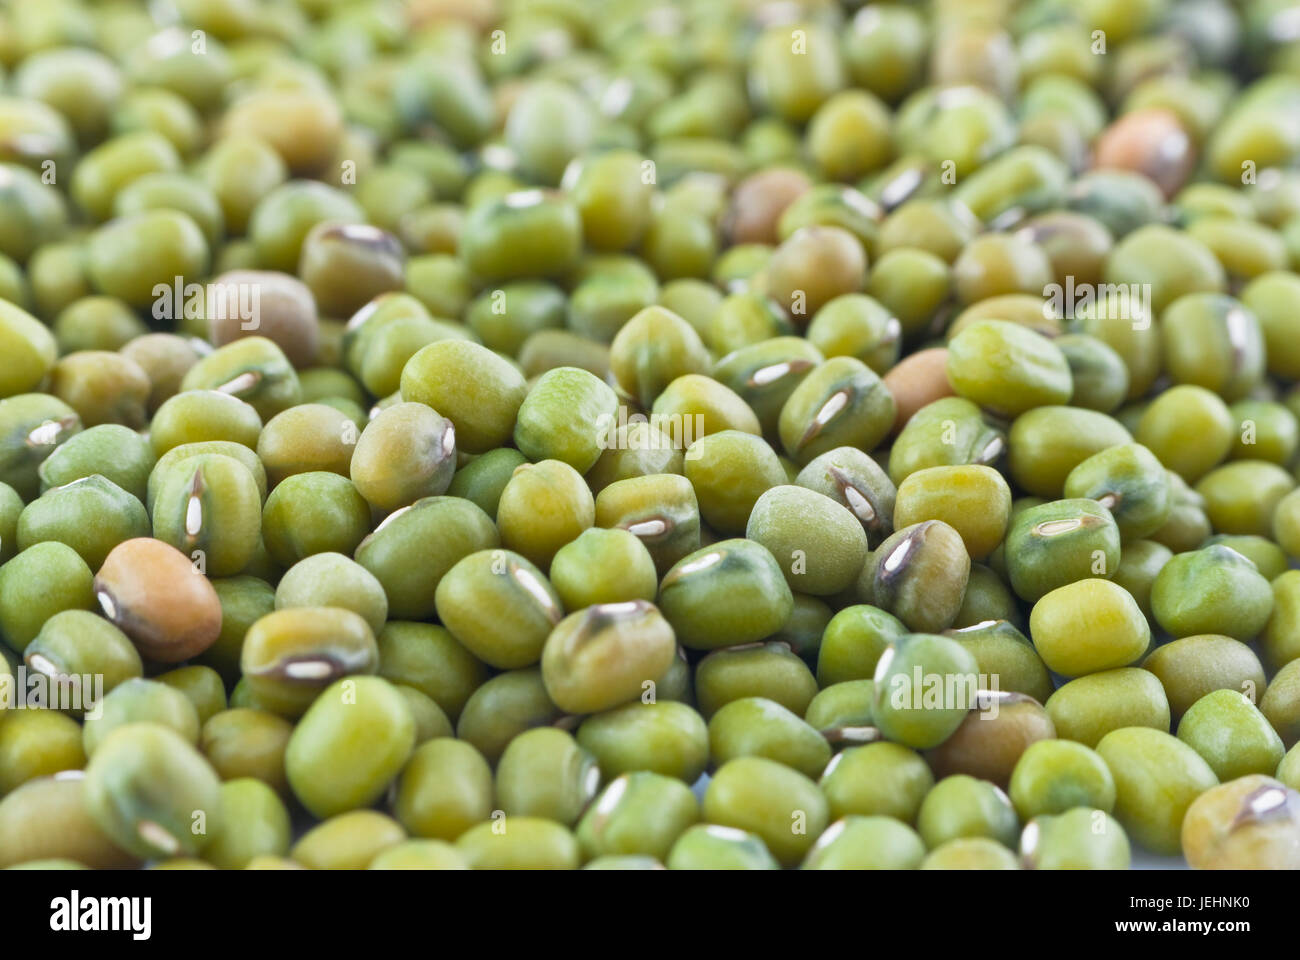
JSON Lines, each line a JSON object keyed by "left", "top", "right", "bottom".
{"left": 1, "top": 0, "right": 1300, "bottom": 870}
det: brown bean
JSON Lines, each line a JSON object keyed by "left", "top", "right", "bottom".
{"left": 725, "top": 168, "right": 812, "bottom": 245}
{"left": 208, "top": 270, "right": 320, "bottom": 368}
{"left": 1092, "top": 108, "right": 1195, "bottom": 199}
{"left": 926, "top": 692, "right": 1056, "bottom": 787}
{"left": 882, "top": 346, "right": 954, "bottom": 435}
{"left": 94, "top": 538, "right": 222, "bottom": 663}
